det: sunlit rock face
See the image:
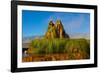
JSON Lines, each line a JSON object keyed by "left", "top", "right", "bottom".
{"left": 45, "top": 20, "right": 70, "bottom": 39}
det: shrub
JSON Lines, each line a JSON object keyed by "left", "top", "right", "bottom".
{"left": 28, "top": 38, "right": 90, "bottom": 59}
{"left": 64, "top": 39, "right": 90, "bottom": 59}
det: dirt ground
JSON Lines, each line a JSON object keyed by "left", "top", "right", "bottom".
{"left": 22, "top": 53, "right": 86, "bottom": 62}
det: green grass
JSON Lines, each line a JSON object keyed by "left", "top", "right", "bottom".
{"left": 27, "top": 38, "right": 90, "bottom": 59}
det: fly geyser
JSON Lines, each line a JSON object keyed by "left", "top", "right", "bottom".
{"left": 22, "top": 20, "right": 90, "bottom": 62}
{"left": 45, "top": 20, "right": 70, "bottom": 39}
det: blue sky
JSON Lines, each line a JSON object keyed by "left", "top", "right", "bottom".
{"left": 22, "top": 10, "right": 90, "bottom": 37}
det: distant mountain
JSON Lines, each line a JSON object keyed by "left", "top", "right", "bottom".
{"left": 22, "top": 36, "right": 43, "bottom": 43}
{"left": 70, "top": 33, "right": 90, "bottom": 39}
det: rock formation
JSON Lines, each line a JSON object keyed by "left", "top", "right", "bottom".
{"left": 45, "top": 20, "right": 70, "bottom": 39}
